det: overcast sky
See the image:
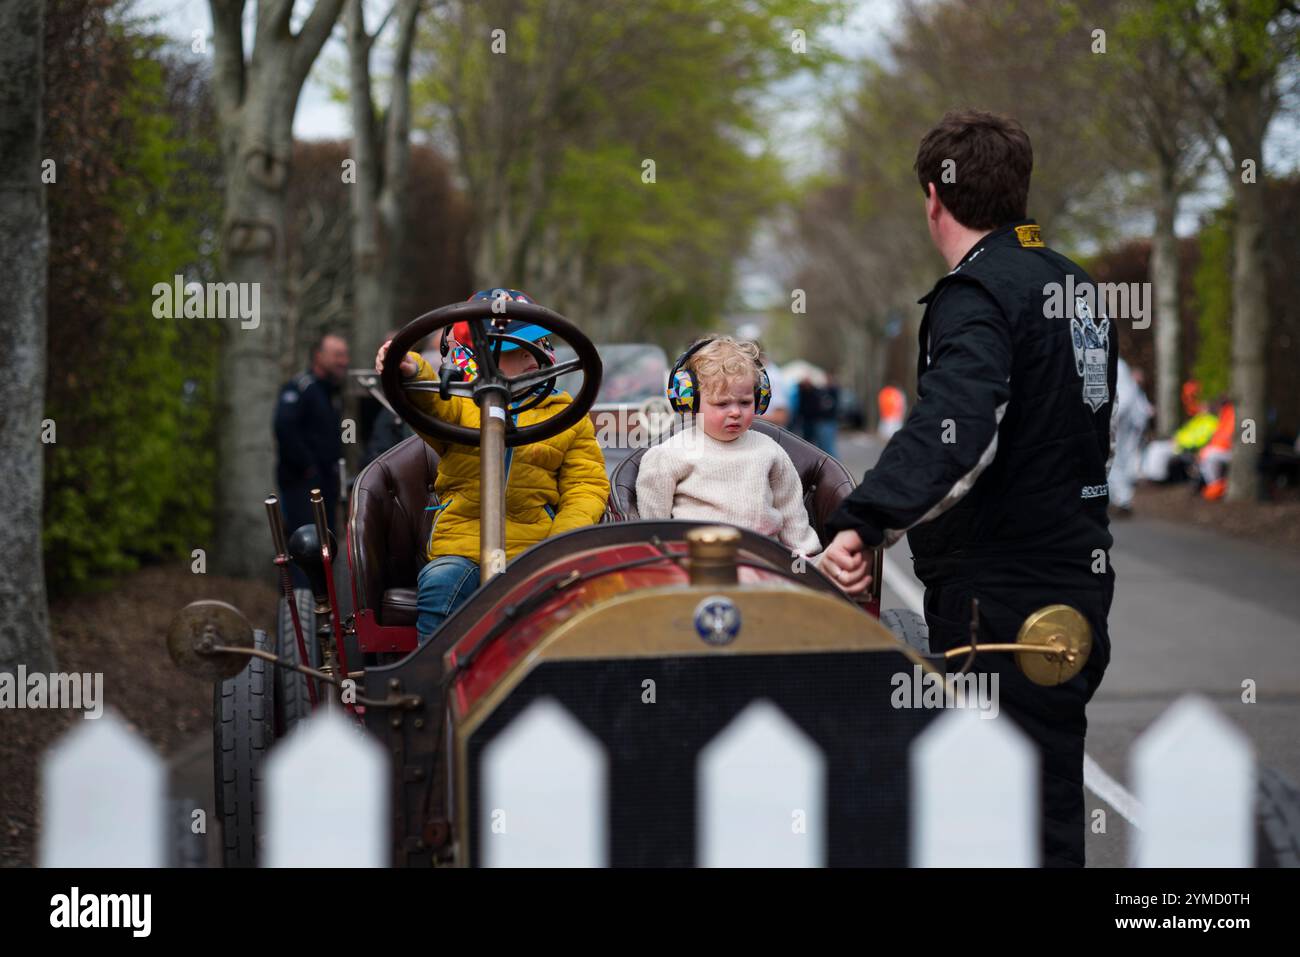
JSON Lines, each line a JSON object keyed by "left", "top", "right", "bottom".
{"left": 127, "top": 0, "right": 1295, "bottom": 311}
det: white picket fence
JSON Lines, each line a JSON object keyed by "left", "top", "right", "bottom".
{"left": 37, "top": 694, "right": 1255, "bottom": 867}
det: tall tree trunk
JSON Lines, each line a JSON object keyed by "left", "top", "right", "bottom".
{"left": 0, "top": 0, "right": 56, "bottom": 672}
{"left": 347, "top": 0, "right": 386, "bottom": 352}
{"left": 375, "top": 0, "right": 420, "bottom": 328}
{"left": 1150, "top": 168, "right": 1182, "bottom": 436}
{"left": 208, "top": 0, "right": 346, "bottom": 578}
{"left": 1226, "top": 164, "right": 1268, "bottom": 502}
{"left": 214, "top": 104, "right": 295, "bottom": 577}
{"left": 1222, "top": 69, "right": 1271, "bottom": 504}
{"left": 348, "top": 0, "right": 420, "bottom": 351}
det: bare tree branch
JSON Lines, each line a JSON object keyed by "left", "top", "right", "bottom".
{"left": 208, "top": 0, "right": 247, "bottom": 121}
{"left": 292, "top": 0, "right": 349, "bottom": 89}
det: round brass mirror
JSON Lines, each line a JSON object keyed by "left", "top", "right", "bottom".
{"left": 1016, "top": 604, "right": 1091, "bottom": 686}
{"left": 167, "top": 600, "right": 255, "bottom": 680}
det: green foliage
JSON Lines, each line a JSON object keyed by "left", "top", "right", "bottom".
{"left": 1192, "top": 210, "right": 1232, "bottom": 400}
{"left": 418, "top": 0, "right": 842, "bottom": 336}
{"left": 1148, "top": 0, "right": 1297, "bottom": 78}
{"left": 43, "top": 18, "right": 220, "bottom": 593}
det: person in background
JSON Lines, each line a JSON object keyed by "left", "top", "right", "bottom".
{"left": 1197, "top": 396, "right": 1235, "bottom": 500}
{"left": 795, "top": 377, "right": 820, "bottom": 443}
{"left": 274, "top": 331, "right": 349, "bottom": 538}
{"left": 1108, "top": 358, "right": 1153, "bottom": 517}
{"left": 877, "top": 384, "right": 906, "bottom": 439}
{"left": 359, "top": 329, "right": 415, "bottom": 470}
{"left": 814, "top": 375, "right": 840, "bottom": 456}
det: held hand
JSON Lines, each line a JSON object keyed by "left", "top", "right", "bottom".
{"left": 817, "top": 529, "right": 871, "bottom": 595}
{"left": 376, "top": 339, "right": 417, "bottom": 378}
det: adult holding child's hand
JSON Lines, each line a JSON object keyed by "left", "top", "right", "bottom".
{"left": 816, "top": 529, "right": 870, "bottom": 595}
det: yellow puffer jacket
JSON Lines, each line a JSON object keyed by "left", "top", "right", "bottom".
{"left": 406, "top": 352, "right": 609, "bottom": 562}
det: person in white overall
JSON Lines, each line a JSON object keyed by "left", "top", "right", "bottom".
{"left": 1109, "top": 357, "right": 1152, "bottom": 515}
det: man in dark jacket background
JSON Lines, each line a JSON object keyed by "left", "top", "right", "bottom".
{"left": 274, "top": 332, "right": 350, "bottom": 539}
{"left": 819, "top": 110, "right": 1118, "bottom": 867}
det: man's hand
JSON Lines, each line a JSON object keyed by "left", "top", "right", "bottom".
{"left": 376, "top": 339, "right": 417, "bottom": 378}
{"left": 817, "top": 528, "right": 871, "bottom": 595}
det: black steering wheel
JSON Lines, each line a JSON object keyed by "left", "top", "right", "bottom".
{"left": 380, "top": 300, "right": 603, "bottom": 448}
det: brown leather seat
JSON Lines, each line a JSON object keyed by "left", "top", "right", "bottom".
{"left": 348, "top": 435, "right": 440, "bottom": 626}
{"left": 606, "top": 419, "right": 858, "bottom": 548}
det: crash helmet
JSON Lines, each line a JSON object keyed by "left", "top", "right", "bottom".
{"left": 445, "top": 288, "right": 556, "bottom": 361}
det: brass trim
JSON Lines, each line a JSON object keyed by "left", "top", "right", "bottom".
{"left": 167, "top": 600, "right": 255, "bottom": 680}
{"left": 1015, "top": 603, "right": 1091, "bottom": 686}
{"left": 451, "top": 582, "right": 934, "bottom": 865}
{"left": 685, "top": 525, "right": 740, "bottom": 586}
{"left": 480, "top": 391, "right": 507, "bottom": 585}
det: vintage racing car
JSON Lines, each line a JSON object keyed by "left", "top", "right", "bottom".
{"left": 168, "top": 299, "right": 1097, "bottom": 867}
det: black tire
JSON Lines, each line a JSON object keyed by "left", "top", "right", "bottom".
{"left": 276, "top": 588, "right": 318, "bottom": 737}
{"left": 169, "top": 797, "right": 208, "bottom": 868}
{"left": 880, "top": 607, "right": 931, "bottom": 656}
{"left": 1256, "top": 767, "right": 1300, "bottom": 867}
{"left": 214, "top": 628, "right": 276, "bottom": 868}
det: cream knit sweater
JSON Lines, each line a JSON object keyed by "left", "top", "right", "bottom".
{"left": 635, "top": 426, "right": 823, "bottom": 556}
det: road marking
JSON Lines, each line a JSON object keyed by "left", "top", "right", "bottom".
{"left": 880, "top": 552, "right": 1143, "bottom": 829}
{"left": 1083, "top": 753, "right": 1143, "bottom": 827}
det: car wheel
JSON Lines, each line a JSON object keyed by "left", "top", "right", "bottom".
{"left": 214, "top": 628, "right": 276, "bottom": 868}
{"left": 1256, "top": 766, "right": 1300, "bottom": 867}
{"left": 880, "top": 607, "right": 931, "bottom": 656}
{"left": 276, "top": 588, "right": 318, "bottom": 736}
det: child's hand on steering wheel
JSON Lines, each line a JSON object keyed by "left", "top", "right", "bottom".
{"left": 376, "top": 339, "right": 418, "bottom": 378}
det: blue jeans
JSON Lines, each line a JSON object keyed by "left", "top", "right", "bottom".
{"left": 416, "top": 555, "right": 480, "bottom": 644}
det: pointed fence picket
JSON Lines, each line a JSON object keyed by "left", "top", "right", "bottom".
{"left": 39, "top": 709, "right": 166, "bottom": 867}
{"left": 480, "top": 697, "right": 606, "bottom": 867}
{"left": 698, "top": 699, "right": 826, "bottom": 867}
{"left": 911, "top": 707, "right": 1038, "bottom": 867}
{"left": 36, "top": 693, "right": 1257, "bottom": 867}
{"left": 1131, "top": 694, "right": 1255, "bottom": 867}
{"left": 264, "top": 707, "right": 390, "bottom": 867}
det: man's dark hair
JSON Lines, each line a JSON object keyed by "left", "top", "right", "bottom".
{"left": 914, "top": 110, "right": 1033, "bottom": 230}
{"left": 311, "top": 330, "right": 345, "bottom": 358}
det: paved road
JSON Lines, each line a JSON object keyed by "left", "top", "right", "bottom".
{"left": 837, "top": 430, "right": 1300, "bottom": 867}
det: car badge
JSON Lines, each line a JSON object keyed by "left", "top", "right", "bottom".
{"left": 694, "top": 596, "right": 740, "bottom": 646}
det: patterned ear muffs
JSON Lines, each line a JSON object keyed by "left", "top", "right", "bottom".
{"left": 445, "top": 342, "right": 478, "bottom": 381}
{"left": 754, "top": 366, "right": 772, "bottom": 415}
{"left": 442, "top": 335, "right": 555, "bottom": 394}
{"left": 531, "top": 336, "right": 558, "bottom": 366}
{"left": 667, "top": 339, "right": 771, "bottom": 415}
{"left": 667, "top": 365, "right": 697, "bottom": 414}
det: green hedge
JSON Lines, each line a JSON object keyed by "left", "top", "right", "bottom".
{"left": 43, "top": 19, "right": 220, "bottom": 593}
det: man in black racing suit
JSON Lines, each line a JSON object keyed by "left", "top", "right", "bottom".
{"left": 819, "top": 110, "right": 1118, "bottom": 867}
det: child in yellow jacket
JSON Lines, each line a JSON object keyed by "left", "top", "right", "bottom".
{"left": 375, "top": 289, "right": 609, "bottom": 644}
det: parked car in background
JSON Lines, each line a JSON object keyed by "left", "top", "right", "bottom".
{"left": 554, "top": 343, "right": 672, "bottom": 473}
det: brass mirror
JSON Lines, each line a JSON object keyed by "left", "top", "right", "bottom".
{"left": 167, "top": 599, "right": 255, "bottom": 680}
{"left": 938, "top": 602, "right": 1092, "bottom": 687}
{"left": 1015, "top": 603, "right": 1091, "bottom": 686}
